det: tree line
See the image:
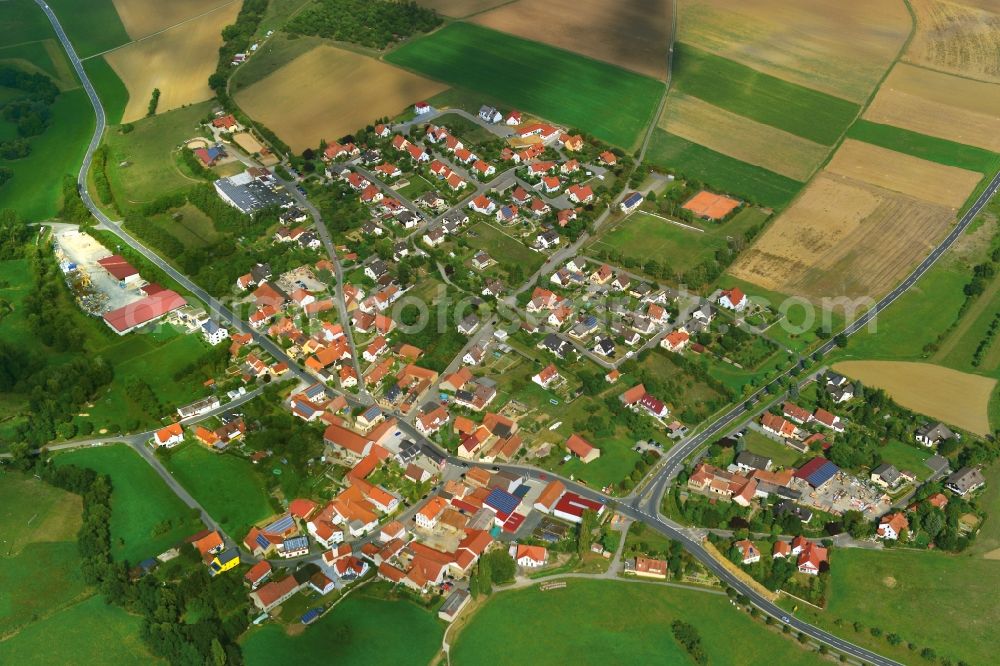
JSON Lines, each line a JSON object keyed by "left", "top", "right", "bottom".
{"left": 287, "top": 0, "right": 441, "bottom": 49}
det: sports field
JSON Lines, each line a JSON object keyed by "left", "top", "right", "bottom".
{"left": 792, "top": 548, "right": 1000, "bottom": 666}
{"left": 659, "top": 92, "right": 827, "bottom": 181}
{"left": 670, "top": 44, "right": 859, "bottom": 146}
{"left": 825, "top": 139, "right": 982, "bottom": 209}
{"left": 106, "top": 1, "right": 240, "bottom": 122}
{"left": 833, "top": 360, "right": 994, "bottom": 435}
{"left": 453, "top": 579, "right": 816, "bottom": 664}
{"left": 56, "top": 445, "right": 203, "bottom": 564}
{"left": 847, "top": 120, "right": 1000, "bottom": 175}
{"left": 590, "top": 208, "right": 768, "bottom": 275}
{"left": 235, "top": 45, "right": 447, "bottom": 153}
{"left": 165, "top": 444, "right": 275, "bottom": 536}
{"left": 905, "top": 0, "right": 1000, "bottom": 84}
{"left": 730, "top": 172, "right": 956, "bottom": 301}
{"left": 0, "top": 594, "right": 159, "bottom": 665}
{"left": 471, "top": 0, "right": 673, "bottom": 80}
{"left": 645, "top": 130, "right": 802, "bottom": 209}
{"left": 242, "top": 587, "right": 443, "bottom": 665}
{"left": 386, "top": 23, "right": 663, "bottom": 148}
{"left": 864, "top": 63, "right": 1000, "bottom": 152}
{"left": 677, "top": 0, "right": 909, "bottom": 103}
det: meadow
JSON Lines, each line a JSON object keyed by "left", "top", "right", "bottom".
{"left": 453, "top": 579, "right": 817, "bottom": 664}
{"left": 165, "top": 444, "right": 276, "bottom": 536}
{"left": 386, "top": 23, "right": 663, "bottom": 148}
{"left": 103, "top": 101, "right": 214, "bottom": 207}
{"left": 791, "top": 548, "right": 1000, "bottom": 666}
{"left": 876, "top": 439, "right": 933, "bottom": 480}
{"left": 0, "top": 594, "right": 158, "bottom": 665}
{"left": 590, "top": 207, "right": 769, "bottom": 276}
{"left": 56, "top": 445, "right": 203, "bottom": 564}
{"left": 46, "top": 0, "right": 130, "bottom": 57}
{"left": 464, "top": 220, "right": 545, "bottom": 276}
{"left": 241, "top": 586, "right": 443, "bottom": 665}
{"left": 84, "top": 56, "right": 130, "bottom": 125}
{"left": 645, "top": 130, "right": 802, "bottom": 209}
{"left": 671, "top": 43, "right": 858, "bottom": 146}
{"left": 741, "top": 428, "right": 804, "bottom": 469}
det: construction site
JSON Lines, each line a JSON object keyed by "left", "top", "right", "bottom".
{"left": 53, "top": 228, "right": 147, "bottom": 317}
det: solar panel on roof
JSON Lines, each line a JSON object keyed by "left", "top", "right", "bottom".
{"left": 255, "top": 534, "right": 270, "bottom": 549}
{"left": 807, "top": 461, "right": 839, "bottom": 487}
{"left": 485, "top": 488, "right": 520, "bottom": 516}
{"left": 265, "top": 514, "right": 294, "bottom": 533}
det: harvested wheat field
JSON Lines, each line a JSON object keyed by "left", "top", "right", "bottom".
{"left": 235, "top": 46, "right": 448, "bottom": 152}
{"left": 905, "top": 0, "right": 1000, "bottom": 84}
{"left": 833, "top": 361, "right": 994, "bottom": 435}
{"left": 678, "top": 0, "right": 909, "bottom": 102}
{"left": 417, "top": 0, "right": 511, "bottom": 18}
{"left": 826, "top": 139, "right": 981, "bottom": 208}
{"left": 106, "top": 2, "right": 241, "bottom": 122}
{"left": 659, "top": 93, "right": 828, "bottom": 180}
{"left": 729, "top": 172, "right": 955, "bottom": 301}
{"left": 111, "top": 0, "right": 237, "bottom": 39}
{"left": 865, "top": 63, "right": 1000, "bottom": 152}
{"left": 471, "top": 0, "right": 673, "bottom": 80}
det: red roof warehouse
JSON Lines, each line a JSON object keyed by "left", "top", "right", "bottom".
{"left": 103, "top": 290, "right": 187, "bottom": 335}
{"left": 97, "top": 255, "right": 139, "bottom": 281}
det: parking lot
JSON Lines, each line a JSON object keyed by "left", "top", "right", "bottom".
{"left": 54, "top": 229, "right": 146, "bottom": 315}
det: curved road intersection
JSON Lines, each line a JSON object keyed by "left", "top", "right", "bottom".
{"left": 35, "top": 1, "right": 1000, "bottom": 662}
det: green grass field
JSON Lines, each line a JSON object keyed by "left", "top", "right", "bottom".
{"left": 847, "top": 120, "right": 1000, "bottom": 176}
{"left": 0, "top": 87, "right": 93, "bottom": 221}
{"left": 386, "top": 23, "right": 663, "bottom": 148}
{"left": 969, "top": 461, "right": 1000, "bottom": 556}
{"left": 790, "top": 548, "right": 1000, "bottom": 666}
{"left": 56, "top": 445, "right": 203, "bottom": 564}
{"left": 46, "top": 0, "right": 130, "bottom": 58}
{"left": 165, "top": 444, "right": 275, "bottom": 536}
{"left": 591, "top": 207, "right": 770, "bottom": 276}
{"left": 876, "top": 440, "right": 932, "bottom": 480}
{"left": 453, "top": 579, "right": 817, "bottom": 665}
{"left": 645, "top": 130, "right": 802, "bottom": 209}
{"left": 0, "top": 594, "right": 158, "bottom": 665}
{"left": 0, "top": 0, "right": 58, "bottom": 47}
{"left": 741, "top": 429, "right": 803, "bottom": 469}
{"left": 241, "top": 587, "right": 443, "bottom": 665}
{"left": 104, "top": 101, "right": 214, "bottom": 207}
{"left": 143, "top": 203, "right": 224, "bottom": 250}
{"left": 465, "top": 220, "right": 544, "bottom": 275}
{"left": 85, "top": 56, "right": 129, "bottom": 125}
{"left": 671, "top": 43, "right": 859, "bottom": 146}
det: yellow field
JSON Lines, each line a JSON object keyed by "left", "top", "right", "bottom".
{"left": 105, "top": 2, "right": 241, "bottom": 123}
{"left": 417, "top": 0, "right": 512, "bottom": 18}
{"left": 677, "top": 0, "right": 910, "bottom": 102}
{"left": 826, "top": 139, "right": 981, "bottom": 208}
{"left": 659, "top": 92, "right": 828, "bottom": 181}
{"left": 864, "top": 63, "right": 1000, "bottom": 152}
{"left": 905, "top": 0, "right": 1000, "bottom": 83}
{"left": 833, "top": 361, "right": 994, "bottom": 435}
{"left": 234, "top": 45, "right": 448, "bottom": 152}
{"left": 111, "top": 0, "right": 237, "bottom": 39}
{"left": 471, "top": 0, "right": 673, "bottom": 80}
{"left": 729, "top": 172, "right": 955, "bottom": 301}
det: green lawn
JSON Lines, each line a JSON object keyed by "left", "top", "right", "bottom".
{"left": 0, "top": 594, "right": 159, "bottom": 665}
{"left": 637, "top": 348, "right": 729, "bottom": 424}
{"left": 465, "top": 220, "right": 544, "bottom": 275}
{"left": 104, "top": 101, "right": 214, "bottom": 208}
{"left": 741, "top": 429, "right": 804, "bottom": 469}
{"left": 645, "top": 130, "right": 802, "bottom": 209}
{"left": 386, "top": 23, "right": 663, "bottom": 148}
{"left": 242, "top": 587, "right": 443, "bottom": 665}
{"left": 165, "top": 444, "right": 275, "bottom": 537}
{"left": 397, "top": 174, "right": 436, "bottom": 200}
{"left": 56, "top": 445, "right": 203, "bottom": 564}
{"left": 85, "top": 55, "right": 129, "bottom": 125}
{"left": 969, "top": 461, "right": 1000, "bottom": 557}
{"left": 0, "top": 88, "right": 93, "bottom": 221}
{"left": 875, "top": 440, "right": 932, "bottom": 480}
{"left": 591, "top": 207, "right": 770, "bottom": 276}
{"left": 142, "top": 203, "right": 224, "bottom": 250}
{"left": 847, "top": 120, "right": 1000, "bottom": 175}
{"left": 790, "top": 548, "right": 1000, "bottom": 666}
{"left": 453, "top": 579, "right": 817, "bottom": 665}
{"left": 672, "top": 43, "right": 859, "bottom": 146}
{"left": 0, "top": 471, "right": 88, "bottom": 636}
{"left": 0, "top": 0, "right": 58, "bottom": 47}
{"left": 46, "top": 0, "right": 130, "bottom": 58}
